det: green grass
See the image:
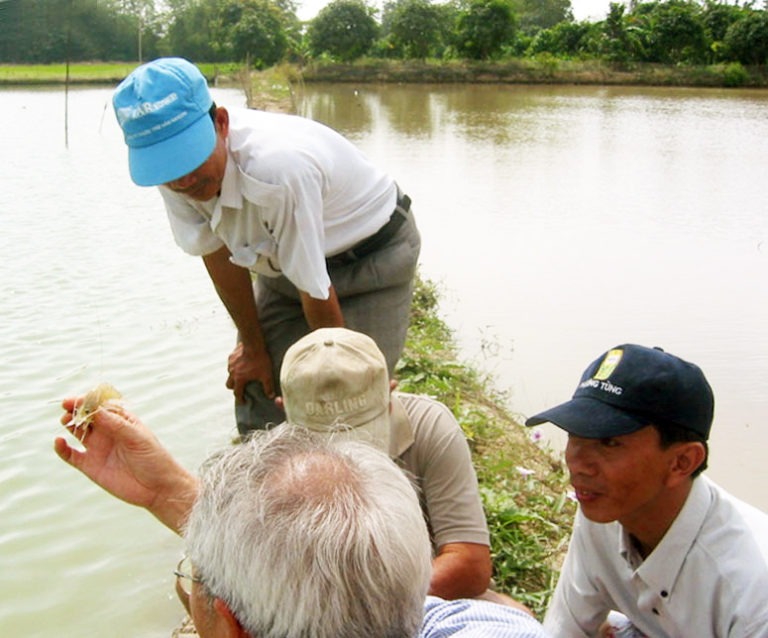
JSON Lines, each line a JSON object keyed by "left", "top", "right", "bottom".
{"left": 0, "top": 62, "right": 137, "bottom": 83}
{"left": 399, "top": 274, "right": 575, "bottom": 619}
{"left": 0, "top": 62, "right": 224, "bottom": 84}
{"left": 4, "top": 60, "right": 768, "bottom": 88}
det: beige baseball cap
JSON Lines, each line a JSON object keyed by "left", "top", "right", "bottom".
{"left": 280, "top": 328, "right": 412, "bottom": 455}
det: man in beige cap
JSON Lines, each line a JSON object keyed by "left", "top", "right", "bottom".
{"left": 277, "top": 327, "right": 492, "bottom": 601}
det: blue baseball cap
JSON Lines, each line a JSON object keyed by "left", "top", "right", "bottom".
{"left": 113, "top": 57, "right": 216, "bottom": 187}
{"left": 525, "top": 344, "right": 714, "bottom": 439}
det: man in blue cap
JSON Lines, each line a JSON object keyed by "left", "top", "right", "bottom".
{"left": 525, "top": 344, "right": 768, "bottom": 638}
{"left": 112, "top": 57, "right": 420, "bottom": 434}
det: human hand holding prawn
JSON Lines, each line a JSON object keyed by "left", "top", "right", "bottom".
{"left": 55, "top": 397, "right": 199, "bottom": 534}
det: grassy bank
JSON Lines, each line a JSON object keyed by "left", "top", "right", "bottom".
{"left": 302, "top": 57, "right": 768, "bottom": 88}
{"left": 3, "top": 58, "right": 768, "bottom": 89}
{"left": 399, "top": 275, "right": 574, "bottom": 617}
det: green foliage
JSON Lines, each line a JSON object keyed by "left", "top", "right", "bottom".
{"left": 229, "top": 0, "right": 289, "bottom": 66}
{"left": 594, "top": 1, "right": 637, "bottom": 62}
{"left": 527, "top": 20, "right": 595, "bottom": 57}
{"left": 5, "top": 0, "right": 768, "bottom": 71}
{"left": 724, "top": 10, "right": 768, "bottom": 66}
{"left": 161, "top": 0, "right": 222, "bottom": 60}
{"left": 586, "top": 0, "right": 711, "bottom": 64}
{"left": 643, "top": 0, "right": 708, "bottom": 64}
{"left": 383, "top": 0, "right": 452, "bottom": 59}
{"left": 0, "top": 0, "right": 158, "bottom": 63}
{"left": 722, "top": 60, "right": 748, "bottom": 86}
{"left": 702, "top": 0, "right": 745, "bottom": 45}
{"left": 306, "top": 0, "right": 380, "bottom": 61}
{"left": 455, "top": 0, "right": 518, "bottom": 59}
{"left": 162, "top": 0, "right": 297, "bottom": 64}
{"left": 481, "top": 485, "right": 570, "bottom": 611}
{"left": 511, "top": 0, "right": 574, "bottom": 33}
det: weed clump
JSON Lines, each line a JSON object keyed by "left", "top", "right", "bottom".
{"left": 397, "top": 274, "right": 575, "bottom": 618}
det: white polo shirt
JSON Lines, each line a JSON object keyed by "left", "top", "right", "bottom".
{"left": 159, "top": 108, "right": 396, "bottom": 299}
{"left": 544, "top": 476, "right": 768, "bottom": 638}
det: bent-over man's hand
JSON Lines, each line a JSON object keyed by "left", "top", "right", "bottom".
{"left": 226, "top": 341, "right": 275, "bottom": 403}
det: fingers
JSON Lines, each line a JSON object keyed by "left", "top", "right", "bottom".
{"left": 233, "top": 377, "right": 245, "bottom": 403}
{"left": 54, "top": 436, "right": 72, "bottom": 462}
{"left": 226, "top": 342, "right": 276, "bottom": 401}
{"left": 61, "top": 396, "right": 79, "bottom": 424}
{"left": 261, "top": 374, "right": 275, "bottom": 399}
{"left": 60, "top": 395, "right": 136, "bottom": 438}
{"left": 54, "top": 436, "right": 84, "bottom": 468}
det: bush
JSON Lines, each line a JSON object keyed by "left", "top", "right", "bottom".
{"left": 455, "top": 0, "right": 518, "bottom": 60}
{"left": 724, "top": 11, "right": 768, "bottom": 66}
{"left": 722, "top": 61, "right": 748, "bottom": 86}
{"left": 306, "top": 0, "right": 379, "bottom": 61}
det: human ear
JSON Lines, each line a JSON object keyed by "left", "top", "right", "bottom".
{"left": 667, "top": 442, "right": 706, "bottom": 485}
{"left": 215, "top": 107, "right": 230, "bottom": 138}
{"left": 212, "top": 597, "right": 250, "bottom": 637}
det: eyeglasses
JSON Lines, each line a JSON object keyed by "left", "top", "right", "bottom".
{"left": 174, "top": 555, "right": 203, "bottom": 598}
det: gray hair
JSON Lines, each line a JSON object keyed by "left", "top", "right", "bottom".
{"left": 184, "top": 424, "right": 432, "bottom": 638}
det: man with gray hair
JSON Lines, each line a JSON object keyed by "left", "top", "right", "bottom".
{"left": 55, "top": 400, "right": 550, "bottom": 638}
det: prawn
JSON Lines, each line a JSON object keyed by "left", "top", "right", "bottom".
{"left": 69, "top": 382, "right": 123, "bottom": 441}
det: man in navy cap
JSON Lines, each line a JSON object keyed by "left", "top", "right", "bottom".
{"left": 112, "top": 57, "right": 420, "bottom": 434}
{"left": 526, "top": 344, "right": 768, "bottom": 638}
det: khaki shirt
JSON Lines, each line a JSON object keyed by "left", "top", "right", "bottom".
{"left": 392, "top": 393, "right": 490, "bottom": 549}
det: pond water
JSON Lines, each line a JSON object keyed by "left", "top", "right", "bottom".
{"left": 297, "top": 82, "right": 768, "bottom": 512}
{"left": 1, "top": 82, "right": 766, "bottom": 637}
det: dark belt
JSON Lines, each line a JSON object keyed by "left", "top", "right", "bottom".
{"left": 327, "top": 190, "right": 411, "bottom": 266}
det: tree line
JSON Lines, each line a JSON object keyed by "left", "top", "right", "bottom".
{"left": 1, "top": 0, "right": 767, "bottom": 67}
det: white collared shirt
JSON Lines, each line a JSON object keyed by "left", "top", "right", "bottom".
{"left": 159, "top": 108, "right": 396, "bottom": 299}
{"left": 544, "top": 476, "right": 768, "bottom": 638}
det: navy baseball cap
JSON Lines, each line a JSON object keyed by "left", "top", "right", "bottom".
{"left": 525, "top": 344, "right": 714, "bottom": 439}
{"left": 113, "top": 57, "right": 215, "bottom": 187}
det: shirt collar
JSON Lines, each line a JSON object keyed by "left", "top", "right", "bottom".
{"left": 622, "top": 477, "right": 712, "bottom": 596}
{"left": 211, "top": 152, "right": 242, "bottom": 229}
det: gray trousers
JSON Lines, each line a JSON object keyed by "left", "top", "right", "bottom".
{"left": 235, "top": 208, "right": 421, "bottom": 435}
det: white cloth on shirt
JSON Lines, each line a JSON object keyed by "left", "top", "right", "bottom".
{"left": 159, "top": 108, "right": 396, "bottom": 299}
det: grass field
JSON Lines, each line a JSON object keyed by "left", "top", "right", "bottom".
{"left": 0, "top": 62, "right": 226, "bottom": 84}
